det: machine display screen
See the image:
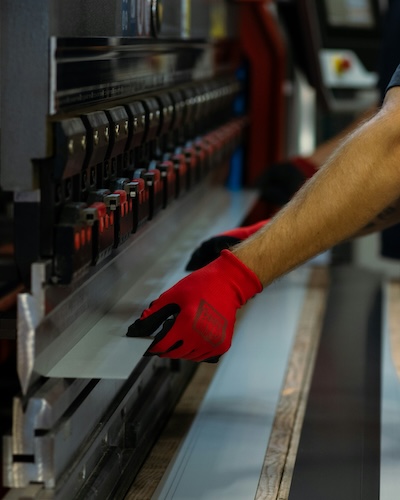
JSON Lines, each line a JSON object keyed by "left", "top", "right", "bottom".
{"left": 324, "top": 0, "right": 375, "bottom": 28}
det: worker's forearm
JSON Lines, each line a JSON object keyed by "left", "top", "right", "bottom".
{"left": 355, "top": 197, "right": 400, "bottom": 237}
{"left": 233, "top": 96, "right": 400, "bottom": 286}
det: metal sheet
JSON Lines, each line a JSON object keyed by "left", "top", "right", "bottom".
{"left": 153, "top": 267, "right": 312, "bottom": 499}
{"left": 36, "top": 320, "right": 152, "bottom": 380}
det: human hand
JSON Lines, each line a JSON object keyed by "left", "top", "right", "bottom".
{"left": 127, "top": 250, "right": 262, "bottom": 362}
{"left": 257, "top": 157, "right": 317, "bottom": 206}
{"left": 186, "top": 219, "right": 270, "bottom": 270}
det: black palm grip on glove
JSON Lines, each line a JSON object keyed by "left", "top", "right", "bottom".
{"left": 186, "top": 235, "right": 241, "bottom": 271}
{"left": 127, "top": 303, "right": 181, "bottom": 354}
{"left": 127, "top": 303, "right": 222, "bottom": 363}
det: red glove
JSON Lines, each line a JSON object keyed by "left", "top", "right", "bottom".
{"left": 127, "top": 250, "right": 262, "bottom": 362}
{"left": 258, "top": 156, "right": 317, "bottom": 206}
{"left": 186, "top": 219, "right": 270, "bottom": 271}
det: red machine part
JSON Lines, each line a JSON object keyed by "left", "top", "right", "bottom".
{"left": 152, "top": 160, "right": 176, "bottom": 208}
{"left": 84, "top": 201, "right": 115, "bottom": 264}
{"left": 146, "top": 169, "right": 163, "bottom": 219}
{"left": 183, "top": 145, "right": 199, "bottom": 188}
{"left": 127, "top": 177, "right": 149, "bottom": 232}
{"left": 171, "top": 153, "right": 188, "bottom": 197}
{"left": 54, "top": 220, "right": 92, "bottom": 284}
{"left": 237, "top": 0, "right": 286, "bottom": 185}
{"left": 112, "top": 189, "right": 133, "bottom": 246}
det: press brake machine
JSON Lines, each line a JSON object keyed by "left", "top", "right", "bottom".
{"left": 0, "top": 1, "right": 285, "bottom": 497}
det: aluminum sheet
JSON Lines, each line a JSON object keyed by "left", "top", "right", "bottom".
{"left": 36, "top": 313, "right": 153, "bottom": 380}
{"left": 153, "top": 266, "right": 312, "bottom": 500}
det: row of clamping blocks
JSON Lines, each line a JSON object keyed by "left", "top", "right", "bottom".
{"left": 52, "top": 115, "right": 247, "bottom": 284}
